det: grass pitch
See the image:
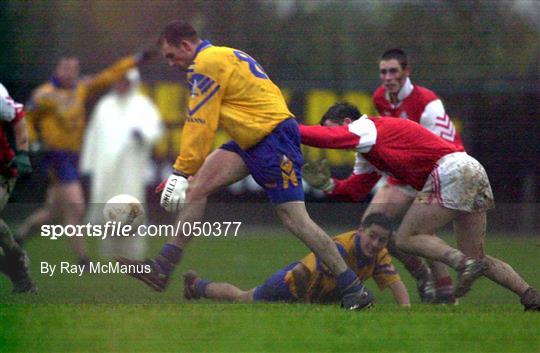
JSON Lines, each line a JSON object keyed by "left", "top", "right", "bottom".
{"left": 1, "top": 230, "right": 539, "bottom": 352}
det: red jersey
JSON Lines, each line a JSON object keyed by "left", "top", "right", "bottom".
{"left": 300, "top": 116, "right": 458, "bottom": 201}
{"left": 0, "top": 103, "right": 25, "bottom": 177}
{"left": 373, "top": 78, "right": 464, "bottom": 150}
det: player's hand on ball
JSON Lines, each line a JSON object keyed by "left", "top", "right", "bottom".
{"left": 157, "top": 172, "right": 189, "bottom": 213}
{"left": 302, "top": 159, "right": 335, "bottom": 192}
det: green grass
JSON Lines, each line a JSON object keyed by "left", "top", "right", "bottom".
{"left": 1, "top": 231, "right": 539, "bottom": 352}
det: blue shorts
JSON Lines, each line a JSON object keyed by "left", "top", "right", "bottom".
{"left": 41, "top": 150, "right": 80, "bottom": 183}
{"left": 220, "top": 118, "right": 304, "bottom": 204}
{"left": 253, "top": 262, "right": 297, "bottom": 302}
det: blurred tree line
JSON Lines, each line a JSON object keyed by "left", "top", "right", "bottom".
{"left": 1, "top": 0, "right": 538, "bottom": 96}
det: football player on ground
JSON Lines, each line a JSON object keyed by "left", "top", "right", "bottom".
{"left": 299, "top": 103, "right": 540, "bottom": 310}
{"left": 183, "top": 213, "right": 410, "bottom": 307}
{"left": 0, "top": 83, "right": 36, "bottom": 293}
{"left": 118, "top": 20, "right": 374, "bottom": 310}
{"left": 17, "top": 51, "right": 151, "bottom": 266}
{"left": 306, "top": 101, "right": 457, "bottom": 304}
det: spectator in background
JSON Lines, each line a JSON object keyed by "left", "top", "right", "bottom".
{"left": 80, "top": 68, "right": 163, "bottom": 259}
{"left": 17, "top": 52, "right": 151, "bottom": 266}
{"left": 0, "top": 83, "right": 36, "bottom": 293}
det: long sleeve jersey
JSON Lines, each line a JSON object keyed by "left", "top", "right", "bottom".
{"left": 173, "top": 40, "right": 292, "bottom": 175}
{"left": 300, "top": 116, "right": 459, "bottom": 201}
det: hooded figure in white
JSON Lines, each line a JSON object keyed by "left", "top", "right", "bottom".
{"left": 80, "top": 68, "right": 163, "bottom": 259}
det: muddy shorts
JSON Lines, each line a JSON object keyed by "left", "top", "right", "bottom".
{"left": 416, "top": 152, "right": 494, "bottom": 212}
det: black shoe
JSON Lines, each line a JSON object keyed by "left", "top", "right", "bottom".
{"left": 433, "top": 293, "right": 458, "bottom": 305}
{"left": 417, "top": 276, "right": 436, "bottom": 304}
{"left": 116, "top": 256, "right": 170, "bottom": 292}
{"left": 455, "top": 258, "right": 488, "bottom": 298}
{"left": 520, "top": 287, "right": 540, "bottom": 311}
{"left": 341, "top": 287, "right": 374, "bottom": 311}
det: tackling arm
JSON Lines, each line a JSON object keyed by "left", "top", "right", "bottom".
{"left": 299, "top": 124, "right": 360, "bottom": 150}
{"left": 328, "top": 172, "right": 381, "bottom": 202}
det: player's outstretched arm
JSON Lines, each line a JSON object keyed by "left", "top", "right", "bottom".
{"left": 299, "top": 124, "right": 360, "bottom": 150}
{"left": 389, "top": 280, "right": 411, "bottom": 307}
{"left": 303, "top": 158, "right": 381, "bottom": 202}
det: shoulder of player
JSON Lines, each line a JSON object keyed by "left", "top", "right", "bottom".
{"left": 192, "top": 46, "right": 237, "bottom": 72}
{"left": 31, "top": 82, "right": 59, "bottom": 101}
{"left": 411, "top": 84, "right": 440, "bottom": 104}
{"left": 375, "top": 247, "right": 390, "bottom": 263}
{"left": 372, "top": 85, "right": 386, "bottom": 101}
{"left": 333, "top": 230, "right": 357, "bottom": 244}
{"left": 33, "top": 82, "right": 55, "bottom": 94}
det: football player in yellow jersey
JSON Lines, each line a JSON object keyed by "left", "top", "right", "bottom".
{"left": 17, "top": 52, "right": 151, "bottom": 265}
{"left": 183, "top": 213, "right": 410, "bottom": 307}
{"left": 118, "top": 20, "right": 374, "bottom": 310}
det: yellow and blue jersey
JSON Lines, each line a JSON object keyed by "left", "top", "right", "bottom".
{"left": 174, "top": 40, "right": 293, "bottom": 175}
{"left": 254, "top": 230, "right": 400, "bottom": 303}
{"left": 27, "top": 56, "right": 137, "bottom": 152}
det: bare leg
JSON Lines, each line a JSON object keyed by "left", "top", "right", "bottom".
{"left": 204, "top": 283, "right": 255, "bottom": 302}
{"left": 183, "top": 270, "right": 255, "bottom": 302}
{"left": 170, "top": 149, "right": 249, "bottom": 249}
{"left": 57, "top": 181, "right": 87, "bottom": 260}
{"left": 395, "top": 201, "right": 461, "bottom": 267}
{"left": 428, "top": 260, "right": 452, "bottom": 281}
{"left": 17, "top": 185, "right": 59, "bottom": 240}
{"left": 276, "top": 202, "right": 350, "bottom": 275}
{"left": 364, "top": 183, "right": 413, "bottom": 221}
{"left": 454, "top": 212, "right": 530, "bottom": 296}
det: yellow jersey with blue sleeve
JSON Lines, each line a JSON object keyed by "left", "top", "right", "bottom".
{"left": 287, "top": 230, "right": 400, "bottom": 303}
{"left": 27, "top": 56, "right": 137, "bottom": 152}
{"left": 173, "top": 40, "right": 293, "bottom": 175}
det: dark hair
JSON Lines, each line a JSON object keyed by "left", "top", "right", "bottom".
{"left": 158, "top": 20, "right": 199, "bottom": 46}
{"left": 381, "top": 48, "right": 408, "bottom": 70}
{"left": 361, "top": 213, "right": 393, "bottom": 232}
{"left": 319, "top": 102, "right": 362, "bottom": 125}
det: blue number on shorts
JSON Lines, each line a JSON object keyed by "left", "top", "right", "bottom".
{"left": 234, "top": 50, "right": 269, "bottom": 79}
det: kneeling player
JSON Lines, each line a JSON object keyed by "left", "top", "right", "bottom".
{"left": 184, "top": 213, "right": 410, "bottom": 307}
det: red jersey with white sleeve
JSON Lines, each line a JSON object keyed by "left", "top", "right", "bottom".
{"left": 299, "top": 116, "right": 458, "bottom": 201}
{"left": 0, "top": 98, "right": 25, "bottom": 177}
{"left": 373, "top": 78, "right": 464, "bottom": 150}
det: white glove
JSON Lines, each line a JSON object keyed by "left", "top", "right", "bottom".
{"left": 159, "top": 173, "right": 189, "bottom": 213}
{"left": 0, "top": 84, "right": 15, "bottom": 122}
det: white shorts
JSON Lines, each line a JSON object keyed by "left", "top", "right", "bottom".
{"left": 416, "top": 152, "right": 495, "bottom": 212}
